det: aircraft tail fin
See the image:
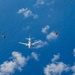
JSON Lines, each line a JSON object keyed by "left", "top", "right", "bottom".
{"left": 25, "top": 38, "right": 29, "bottom": 40}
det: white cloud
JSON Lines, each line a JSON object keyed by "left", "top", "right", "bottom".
{"left": 0, "top": 51, "right": 27, "bottom": 75}
{"left": 12, "top": 52, "right": 27, "bottom": 70}
{"left": 33, "top": 14, "right": 38, "bottom": 19}
{"left": 34, "top": 0, "right": 55, "bottom": 6}
{"left": 71, "top": 64, "right": 75, "bottom": 75}
{"left": 46, "top": 1, "right": 55, "bottom": 5}
{"left": 72, "top": 65, "right": 75, "bottom": 72}
{"left": 23, "top": 26, "right": 30, "bottom": 30}
{"left": 44, "top": 62, "right": 69, "bottom": 75}
{"left": 33, "top": 40, "right": 48, "bottom": 49}
{"left": 31, "top": 52, "right": 39, "bottom": 61}
{"left": 51, "top": 53, "right": 60, "bottom": 62}
{"left": 18, "top": 8, "right": 26, "bottom": 14}
{"left": 34, "top": 0, "right": 46, "bottom": 6}
{"left": 42, "top": 25, "right": 50, "bottom": 34}
{"left": 44, "top": 54, "right": 70, "bottom": 75}
{"left": 46, "top": 31, "right": 58, "bottom": 40}
{"left": 73, "top": 48, "right": 75, "bottom": 57}
{"left": 0, "top": 61, "right": 16, "bottom": 75}
{"left": 18, "top": 8, "right": 38, "bottom": 19}
{"left": 70, "top": 63, "right": 75, "bottom": 75}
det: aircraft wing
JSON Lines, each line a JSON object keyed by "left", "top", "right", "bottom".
{"left": 32, "top": 41, "right": 39, "bottom": 45}
{"left": 19, "top": 42, "right": 27, "bottom": 46}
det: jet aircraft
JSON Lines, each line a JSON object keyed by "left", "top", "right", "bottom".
{"left": 53, "top": 32, "right": 59, "bottom": 35}
{"left": 1, "top": 34, "right": 7, "bottom": 38}
{"left": 19, "top": 37, "right": 38, "bottom": 48}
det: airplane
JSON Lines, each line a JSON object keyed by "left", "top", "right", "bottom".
{"left": 53, "top": 32, "right": 59, "bottom": 35}
{"left": 1, "top": 34, "right": 7, "bottom": 38}
{"left": 19, "top": 37, "right": 38, "bottom": 48}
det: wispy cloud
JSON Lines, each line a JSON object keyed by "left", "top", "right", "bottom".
{"left": 18, "top": 8, "right": 38, "bottom": 19}
{"left": 33, "top": 40, "right": 48, "bottom": 49}
{"left": 46, "top": 1, "right": 55, "bottom": 5}
{"left": 72, "top": 49, "right": 75, "bottom": 75}
{"left": 31, "top": 52, "right": 39, "bottom": 61}
{"left": 34, "top": 0, "right": 46, "bottom": 6}
{"left": 73, "top": 48, "right": 75, "bottom": 57}
{"left": 23, "top": 26, "right": 30, "bottom": 31}
{"left": 44, "top": 54, "right": 70, "bottom": 75}
{"left": 51, "top": 53, "right": 60, "bottom": 62}
{"left": 46, "top": 31, "right": 58, "bottom": 40}
{"left": 0, "top": 51, "right": 27, "bottom": 75}
{"left": 34, "top": 0, "right": 55, "bottom": 6}
{"left": 41, "top": 25, "right": 50, "bottom": 34}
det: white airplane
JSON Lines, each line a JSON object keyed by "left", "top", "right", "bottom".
{"left": 19, "top": 37, "right": 38, "bottom": 48}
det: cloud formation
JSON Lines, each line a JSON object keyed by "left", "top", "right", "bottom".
{"left": 73, "top": 48, "right": 75, "bottom": 57}
{"left": 41, "top": 25, "right": 50, "bottom": 34}
{"left": 18, "top": 8, "right": 38, "bottom": 19}
{"left": 44, "top": 54, "right": 70, "bottom": 75}
{"left": 0, "top": 52, "right": 27, "bottom": 75}
{"left": 31, "top": 52, "right": 39, "bottom": 61}
{"left": 34, "top": 0, "right": 46, "bottom": 6}
{"left": 34, "top": 0, "right": 55, "bottom": 6}
{"left": 44, "top": 62, "right": 69, "bottom": 75}
{"left": 23, "top": 26, "right": 30, "bottom": 31}
{"left": 46, "top": 1, "right": 55, "bottom": 5}
{"left": 71, "top": 65, "right": 75, "bottom": 75}
{"left": 33, "top": 40, "right": 47, "bottom": 49}
{"left": 46, "top": 31, "right": 58, "bottom": 40}
{"left": 51, "top": 53, "right": 60, "bottom": 62}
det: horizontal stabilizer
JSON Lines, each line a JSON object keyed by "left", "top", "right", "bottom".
{"left": 19, "top": 42, "right": 27, "bottom": 46}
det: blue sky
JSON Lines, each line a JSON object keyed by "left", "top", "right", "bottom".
{"left": 0, "top": 0, "right": 75, "bottom": 75}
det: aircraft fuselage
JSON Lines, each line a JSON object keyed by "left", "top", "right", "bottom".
{"left": 28, "top": 38, "right": 32, "bottom": 48}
